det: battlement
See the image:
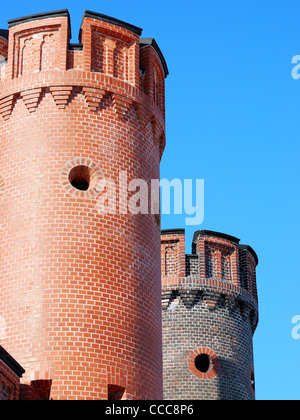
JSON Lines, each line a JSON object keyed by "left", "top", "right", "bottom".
{"left": 161, "top": 229, "right": 258, "bottom": 290}
{"left": 0, "top": 9, "right": 167, "bottom": 149}
{"left": 0, "top": 9, "right": 167, "bottom": 82}
{"left": 161, "top": 229, "right": 259, "bottom": 331}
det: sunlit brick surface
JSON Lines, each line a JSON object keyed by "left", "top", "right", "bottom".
{"left": 0, "top": 10, "right": 167, "bottom": 400}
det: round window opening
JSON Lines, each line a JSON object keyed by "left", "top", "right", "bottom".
{"left": 60, "top": 157, "right": 104, "bottom": 199}
{"left": 188, "top": 347, "right": 220, "bottom": 379}
{"left": 194, "top": 353, "right": 211, "bottom": 374}
{"left": 69, "top": 166, "right": 91, "bottom": 191}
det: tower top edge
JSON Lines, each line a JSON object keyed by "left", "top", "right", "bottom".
{"left": 7, "top": 9, "right": 70, "bottom": 28}
{"left": 3, "top": 10, "right": 169, "bottom": 79}
{"left": 239, "top": 245, "right": 259, "bottom": 266}
{"left": 7, "top": 9, "right": 72, "bottom": 38}
{"left": 81, "top": 10, "right": 143, "bottom": 36}
{"left": 6, "top": 9, "right": 144, "bottom": 43}
{"left": 161, "top": 228, "right": 185, "bottom": 236}
{"left": 193, "top": 229, "right": 241, "bottom": 245}
{"left": 140, "top": 38, "right": 169, "bottom": 77}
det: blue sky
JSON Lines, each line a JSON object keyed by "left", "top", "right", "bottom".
{"left": 1, "top": 0, "right": 300, "bottom": 400}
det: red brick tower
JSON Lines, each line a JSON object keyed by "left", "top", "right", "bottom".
{"left": 0, "top": 10, "right": 168, "bottom": 400}
{"left": 161, "top": 230, "right": 259, "bottom": 400}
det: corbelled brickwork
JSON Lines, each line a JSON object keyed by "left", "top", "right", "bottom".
{"left": 161, "top": 229, "right": 259, "bottom": 400}
{"left": 0, "top": 9, "right": 167, "bottom": 400}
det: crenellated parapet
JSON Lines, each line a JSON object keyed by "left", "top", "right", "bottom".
{"left": 161, "top": 229, "right": 259, "bottom": 332}
{"left": 0, "top": 9, "right": 167, "bottom": 154}
{"left": 6, "top": 10, "right": 70, "bottom": 79}
{"left": 80, "top": 10, "right": 142, "bottom": 86}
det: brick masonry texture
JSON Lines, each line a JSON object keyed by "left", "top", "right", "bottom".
{"left": 0, "top": 10, "right": 167, "bottom": 400}
{"left": 0, "top": 9, "right": 259, "bottom": 401}
{"left": 161, "top": 230, "right": 259, "bottom": 400}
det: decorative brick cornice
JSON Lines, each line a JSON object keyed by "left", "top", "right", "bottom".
{"left": 0, "top": 79, "right": 163, "bottom": 123}
{"left": 49, "top": 86, "right": 73, "bottom": 109}
{"left": 21, "top": 88, "right": 43, "bottom": 112}
{"left": 178, "top": 289, "right": 199, "bottom": 309}
{"left": 134, "top": 103, "right": 152, "bottom": 128}
{"left": 162, "top": 276, "right": 258, "bottom": 306}
{"left": 82, "top": 87, "right": 106, "bottom": 112}
{"left": 1, "top": 84, "right": 143, "bottom": 120}
{"left": 161, "top": 276, "right": 259, "bottom": 331}
{"left": 111, "top": 94, "right": 133, "bottom": 119}
{"left": 0, "top": 81, "right": 165, "bottom": 158}
{"left": 0, "top": 94, "right": 17, "bottom": 120}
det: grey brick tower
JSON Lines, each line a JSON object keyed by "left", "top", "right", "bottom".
{"left": 161, "top": 229, "right": 259, "bottom": 400}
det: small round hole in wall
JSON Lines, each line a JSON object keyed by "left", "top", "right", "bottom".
{"left": 68, "top": 166, "right": 91, "bottom": 191}
{"left": 188, "top": 347, "right": 220, "bottom": 379}
{"left": 194, "top": 353, "right": 211, "bottom": 374}
{"left": 60, "top": 157, "right": 104, "bottom": 199}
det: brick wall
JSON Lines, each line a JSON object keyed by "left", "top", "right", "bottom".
{"left": 161, "top": 229, "right": 186, "bottom": 280}
{"left": 0, "top": 10, "right": 168, "bottom": 400}
{"left": 161, "top": 230, "right": 259, "bottom": 400}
